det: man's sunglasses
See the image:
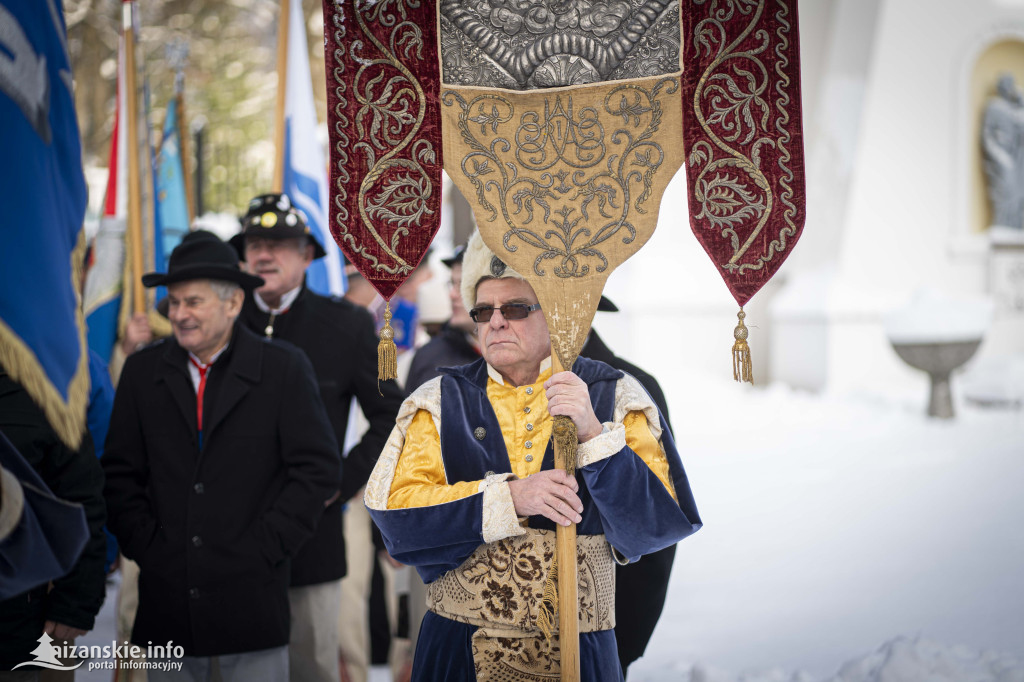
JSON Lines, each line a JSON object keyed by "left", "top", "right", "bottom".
{"left": 469, "top": 302, "right": 542, "bottom": 323}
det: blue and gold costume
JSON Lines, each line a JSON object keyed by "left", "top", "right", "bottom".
{"left": 365, "top": 356, "right": 700, "bottom": 680}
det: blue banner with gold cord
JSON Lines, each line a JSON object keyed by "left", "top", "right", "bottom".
{"left": 0, "top": 0, "right": 90, "bottom": 450}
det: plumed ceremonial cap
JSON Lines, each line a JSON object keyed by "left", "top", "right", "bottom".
{"left": 460, "top": 230, "right": 527, "bottom": 313}
{"left": 229, "top": 193, "right": 326, "bottom": 260}
{"left": 142, "top": 230, "right": 265, "bottom": 290}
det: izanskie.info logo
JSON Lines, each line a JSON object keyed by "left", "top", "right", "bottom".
{"left": 13, "top": 632, "right": 184, "bottom": 673}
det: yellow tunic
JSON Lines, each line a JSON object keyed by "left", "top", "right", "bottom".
{"left": 387, "top": 363, "right": 676, "bottom": 510}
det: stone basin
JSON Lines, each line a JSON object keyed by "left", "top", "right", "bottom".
{"left": 890, "top": 339, "right": 982, "bottom": 419}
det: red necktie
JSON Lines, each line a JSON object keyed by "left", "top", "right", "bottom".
{"left": 188, "top": 357, "right": 211, "bottom": 432}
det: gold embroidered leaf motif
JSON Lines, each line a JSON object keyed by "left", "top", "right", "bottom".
{"left": 365, "top": 173, "right": 435, "bottom": 229}
{"left": 697, "top": 173, "right": 767, "bottom": 236}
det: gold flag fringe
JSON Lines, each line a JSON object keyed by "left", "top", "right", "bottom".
{"left": 377, "top": 301, "right": 398, "bottom": 381}
{"left": 732, "top": 309, "right": 753, "bottom": 384}
{"left": 0, "top": 231, "right": 90, "bottom": 451}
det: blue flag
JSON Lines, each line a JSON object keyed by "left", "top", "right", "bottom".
{"left": 0, "top": 0, "right": 90, "bottom": 449}
{"left": 153, "top": 95, "right": 190, "bottom": 300}
{"left": 282, "top": 0, "right": 346, "bottom": 295}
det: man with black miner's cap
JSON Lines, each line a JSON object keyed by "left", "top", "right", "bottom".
{"left": 102, "top": 230, "right": 341, "bottom": 680}
{"left": 232, "top": 194, "right": 404, "bottom": 682}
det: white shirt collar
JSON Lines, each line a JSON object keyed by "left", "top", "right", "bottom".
{"left": 254, "top": 285, "right": 302, "bottom": 315}
{"left": 187, "top": 344, "right": 229, "bottom": 391}
{"left": 486, "top": 356, "right": 552, "bottom": 387}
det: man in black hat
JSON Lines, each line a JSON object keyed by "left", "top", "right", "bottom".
{"left": 102, "top": 230, "right": 341, "bottom": 681}
{"left": 231, "top": 194, "right": 404, "bottom": 682}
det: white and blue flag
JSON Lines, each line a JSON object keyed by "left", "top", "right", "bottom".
{"left": 282, "top": 0, "right": 345, "bottom": 295}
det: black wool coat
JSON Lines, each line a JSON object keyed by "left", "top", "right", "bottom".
{"left": 101, "top": 324, "right": 340, "bottom": 656}
{"left": 239, "top": 286, "right": 404, "bottom": 586}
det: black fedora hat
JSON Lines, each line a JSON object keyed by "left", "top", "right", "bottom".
{"left": 142, "top": 230, "right": 265, "bottom": 290}
{"left": 229, "top": 193, "right": 327, "bottom": 260}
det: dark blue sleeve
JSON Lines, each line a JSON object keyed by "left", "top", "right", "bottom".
{"left": 368, "top": 495, "right": 487, "bottom": 583}
{"left": 581, "top": 416, "right": 701, "bottom": 563}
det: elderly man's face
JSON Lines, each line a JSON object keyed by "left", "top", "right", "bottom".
{"left": 475, "top": 277, "right": 550, "bottom": 385}
{"left": 167, "top": 280, "right": 242, "bottom": 364}
{"left": 244, "top": 236, "right": 313, "bottom": 306}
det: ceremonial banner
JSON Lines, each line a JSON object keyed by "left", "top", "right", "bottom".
{"left": 439, "top": 1, "right": 685, "bottom": 370}
{"left": 0, "top": 0, "right": 90, "bottom": 449}
{"left": 681, "top": 0, "right": 805, "bottom": 378}
{"left": 284, "top": 0, "right": 346, "bottom": 296}
{"left": 323, "top": 0, "right": 443, "bottom": 376}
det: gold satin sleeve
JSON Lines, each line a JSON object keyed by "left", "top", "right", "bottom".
{"left": 387, "top": 409, "right": 481, "bottom": 509}
{"left": 623, "top": 411, "right": 678, "bottom": 502}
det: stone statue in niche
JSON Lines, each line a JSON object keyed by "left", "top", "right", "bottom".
{"left": 982, "top": 73, "right": 1024, "bottom": 230}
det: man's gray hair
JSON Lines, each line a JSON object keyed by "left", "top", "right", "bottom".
{"left": 208, "top": 280, "right": 242, "bottom": 301}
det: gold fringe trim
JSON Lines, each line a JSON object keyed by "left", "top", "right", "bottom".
{"left": 377, "top": 301, "right": 398, "bottom": 381}
{"left": 537, "top": 555, "right": 558, "bottom": 643}
{"left": 732, "top": 309, "right": 753, "bottom": 384}
{"left": 0, "top": 230, "right": 91, "bottom": 450}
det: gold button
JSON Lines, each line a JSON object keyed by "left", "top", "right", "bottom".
{"left": 525, "top": 441, "right": 533, "bottom": 449}
{"left": 525, "top": 454, "right": 534, "bottom": 462}
{"left": 526, "top": 423, "right": 534, "bottom": 431}
{"left": 524, "top": 406, "right": 531, "bottom": 414}
{"left": 525, "top": 387, "right": 533, "bottom": 395}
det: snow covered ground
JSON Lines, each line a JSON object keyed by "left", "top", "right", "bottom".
{"left": 627, "top": 371, "right": 1024, "bottom": 681}
{"left": 76, "top": 370, "right": 1023, "bottom": 681}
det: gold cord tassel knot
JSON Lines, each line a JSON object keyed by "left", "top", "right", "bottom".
{"left": 732, "top": 309, "right": 753, "bottom": 384}
{"left": 552, "top": 415, "right": 578, "bottom": 476}
{"left": 377, "top": 302, "right": 398, "bottom": 381}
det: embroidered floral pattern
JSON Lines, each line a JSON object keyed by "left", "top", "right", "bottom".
{"left": 426, "top": 529, "right": 614, "bottom": 636}
{"left": 443, "top": 79, "right": 678, "bottom": 280}
{"left": 683, "top": 0, "right": 803, "bottom": 291}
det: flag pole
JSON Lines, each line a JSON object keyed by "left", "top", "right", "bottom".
{"left": 169, "top": 41, "right": 196, "bottom": 226}
{"left": 272, "top": 0, "right": 290, "bottom": 193}
{"left": 122, "top": 0, "right": 145, "bottom": 314}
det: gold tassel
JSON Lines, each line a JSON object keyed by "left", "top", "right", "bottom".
{"left": 552, "top": 415, "right": 578, "bottom": 476}
{"left": 732, "top": 309, "right": 753, "bottom": 384}
{"left": 377, "top": 301, "right": 398, "bottom": 381}
{"left": 537, "top": 556, "right": 558, "bottom": 643}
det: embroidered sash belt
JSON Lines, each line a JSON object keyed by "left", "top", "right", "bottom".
{"left": 426, "top": 529, "right": 615, "bottom": 680}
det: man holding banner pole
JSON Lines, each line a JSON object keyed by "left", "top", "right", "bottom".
{"left": 364, "top": 232, "right": 701, "bottom": 681}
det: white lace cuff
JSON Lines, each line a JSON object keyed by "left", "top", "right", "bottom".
{"left": 479, "top": 473, "right": 526, "bottom": 543}
{"left": 577, "top": 422, "right": 627, "bottom": 468}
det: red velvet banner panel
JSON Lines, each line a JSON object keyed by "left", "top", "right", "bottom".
{"left": 681, "top": 0, "right": 806, "bottom": 308}
{"left": 322, "top": 0, "right": 443, "bottom": 300}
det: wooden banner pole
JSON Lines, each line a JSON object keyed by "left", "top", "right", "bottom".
{"left": 122, "top": 1, "right": 145, "bottom": 315}
{"left": 550, "top": 353, "right": 580, "bottom": 682}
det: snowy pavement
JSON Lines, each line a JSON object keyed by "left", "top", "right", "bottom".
{"left": 627, "top": 373, "right": 1024, "bottom": 681}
